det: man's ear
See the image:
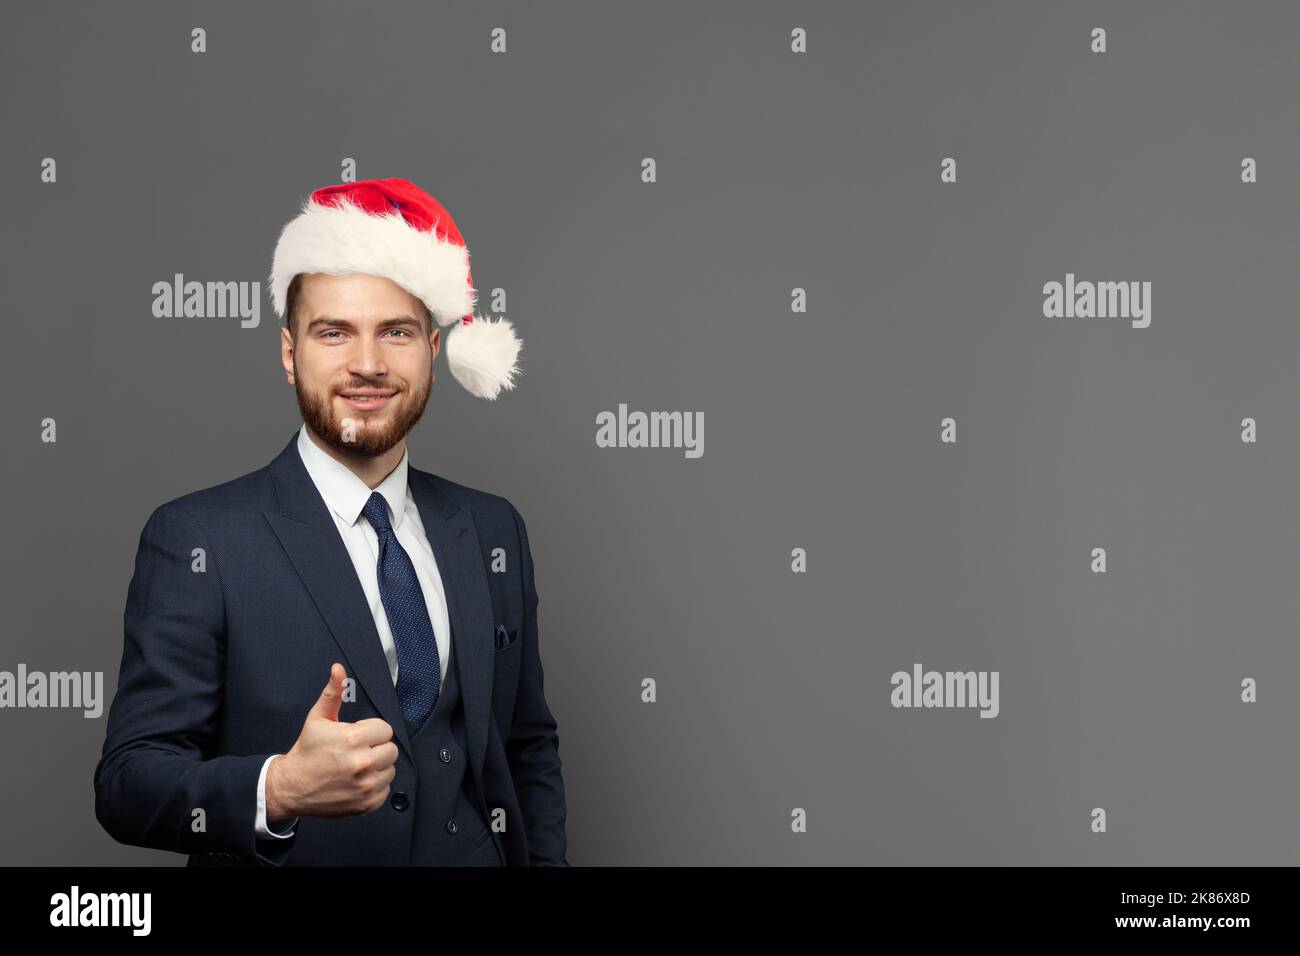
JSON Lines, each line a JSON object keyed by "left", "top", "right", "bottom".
{"left": 281, "top": 325, "right": 295, "bottom": 384}
{"left": 429, "top": 325, "right": 440, "bottom": 359}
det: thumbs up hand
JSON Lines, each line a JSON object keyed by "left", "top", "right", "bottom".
{"left": 265, "top": 663, "right": 399, "bottom": 820}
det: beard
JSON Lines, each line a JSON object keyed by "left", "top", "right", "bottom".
{"left": 294, "top": 360, "right": 432, "bottom": 458}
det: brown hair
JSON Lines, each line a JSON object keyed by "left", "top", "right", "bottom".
{"left": 284, "top": 273, "right": 433, "bottom": 340}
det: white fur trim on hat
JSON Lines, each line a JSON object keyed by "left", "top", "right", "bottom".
{"left": 446, "top": 316, "right": 523, "bottom": 401}
{"left": 268, "top": 197, "right": 476, "bottom": 323}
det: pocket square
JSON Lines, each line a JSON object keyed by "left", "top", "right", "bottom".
{"left": 494, "top": 622, "right": 517, "bottom": 650}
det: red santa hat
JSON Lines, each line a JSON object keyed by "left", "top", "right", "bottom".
{"left": 269, "top": 177, "right": 521, "bottom": 400}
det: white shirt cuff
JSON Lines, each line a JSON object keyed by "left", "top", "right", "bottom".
{"left": 255, "top": 754, "right": 298, "bottom": 839}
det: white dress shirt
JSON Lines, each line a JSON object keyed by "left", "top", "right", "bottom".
{"left": 255, "top": 424, "right": 454, "bottom": 840}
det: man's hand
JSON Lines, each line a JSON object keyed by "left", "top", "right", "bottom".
{"left": 265, "top": 663, "right": 398, "bottom": 820}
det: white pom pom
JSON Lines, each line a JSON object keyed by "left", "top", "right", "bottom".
{"left": 445, "top": 315, "right": 523, "bottom": 400}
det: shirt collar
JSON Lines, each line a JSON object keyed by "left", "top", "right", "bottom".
{"left": 296, "top": 424, "right": 409, "bottom": 530}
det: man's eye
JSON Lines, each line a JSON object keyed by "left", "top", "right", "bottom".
{"left": 317, "top": 329, "right": 410, "bottom": 339}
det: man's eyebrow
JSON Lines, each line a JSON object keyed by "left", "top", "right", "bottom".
{"left": 305, "top": 316, "right": 424, "bottom": 332}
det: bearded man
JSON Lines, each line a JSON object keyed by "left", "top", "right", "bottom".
{"left": 93, "top": 178, "right": 568, "bottom": 867}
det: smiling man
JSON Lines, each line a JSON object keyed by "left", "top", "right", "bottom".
{"left": 94, "top": 178, "right": 568, "bottom": 866}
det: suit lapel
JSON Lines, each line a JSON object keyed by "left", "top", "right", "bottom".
{"left": 409, "top": 468, "right": 494, "bottom": 788}
{"left": 264, "top": 434, "right": 414, "bottom": 761}
{"left": 262, "top": 433, "right": 494, "bottom": 790}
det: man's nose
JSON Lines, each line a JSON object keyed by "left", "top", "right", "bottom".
{"left": 347, "top": 336, "right": 387, "bottom": 377}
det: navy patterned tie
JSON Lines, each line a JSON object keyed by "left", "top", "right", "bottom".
{"left": 361, "top": 491, "right": 441, "bottom": 731}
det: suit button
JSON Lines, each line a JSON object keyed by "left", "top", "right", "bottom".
{"left": 446, "top": 819, "right": 458, "bottom": 835}
{"left": 390, "top": 792, "right": 409, "bottom": 811}
{"left": 439, "top": 748, "right": 451, "bottom": 763}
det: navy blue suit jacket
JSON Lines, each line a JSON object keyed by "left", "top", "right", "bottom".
{"left": 94, "top": 433, "right": 568, "bottom": 865}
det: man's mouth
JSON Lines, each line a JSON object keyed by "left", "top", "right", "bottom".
{"left": 338, "top": 390, "right": 397, "bottom": 411}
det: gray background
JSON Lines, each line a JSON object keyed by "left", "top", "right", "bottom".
{"left": 2, "top": 0, "right": 1297, "bottom": 865}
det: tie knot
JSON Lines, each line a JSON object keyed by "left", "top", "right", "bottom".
{"left": 362, "top": 491, "right": 394, "bottom": 535}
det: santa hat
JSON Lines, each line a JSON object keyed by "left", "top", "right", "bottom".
{"left": 269, "top": 177, "right": 521, "bottom": 400}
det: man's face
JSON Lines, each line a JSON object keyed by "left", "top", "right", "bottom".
{"left": 280, "top": 272, "right": 440, "bottom": 458}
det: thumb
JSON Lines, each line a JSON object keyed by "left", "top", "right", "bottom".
{"left": 307, "top": 662, "right": 346, "bottom": 722}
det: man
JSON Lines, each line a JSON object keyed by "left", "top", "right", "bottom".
{"left": 94, "top": 178, "right": 568, "bottom": 866}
